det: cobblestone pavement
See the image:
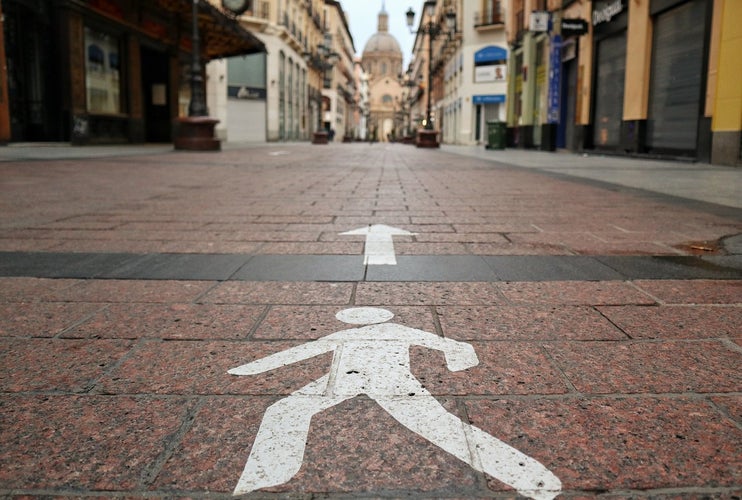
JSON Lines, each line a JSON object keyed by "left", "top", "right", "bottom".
{"left": 0, "top": 143, "right": 740, "bottom": 499}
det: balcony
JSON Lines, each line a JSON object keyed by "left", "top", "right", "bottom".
{"left": 474, "top": 3, "right": 504, "bottom": 30}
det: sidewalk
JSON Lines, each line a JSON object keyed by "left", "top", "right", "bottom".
{"left": 443, "top": 144, "right": 742, "bottom": 209}
{"left": 0, "top": 142, "right": 740, "bottom": 499}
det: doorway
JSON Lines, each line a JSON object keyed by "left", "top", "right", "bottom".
{"left": 141, "top": 47, "right": 171, "bottom": 142}
{"left": 3, "top": 0, "right": 60, "bottom": 141}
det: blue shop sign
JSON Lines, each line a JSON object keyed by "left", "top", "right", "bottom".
{"left": 547, "top": 35, "right": 562, "bottom": 124}
{"left": 474, "top": 46, "right": 508, "bottom": 64}
{"left": 472, "top": 94, "right": 506, "bottom": 105}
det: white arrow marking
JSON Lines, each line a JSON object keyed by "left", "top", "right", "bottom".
{"left": 340, "top": 224, "right": 416, "bottom": 265}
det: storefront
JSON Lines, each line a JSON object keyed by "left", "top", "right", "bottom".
{"left": 646, "top": 0, "right": 711, "bottom": 158}
{"left": 0, "top": 0, "right": 264, "bottom": 145}
{"left": 590, "top": 0, "right": 628, "bottom": 151}
{"left": 472, "top": 46, "right": 507, "bottom": 145}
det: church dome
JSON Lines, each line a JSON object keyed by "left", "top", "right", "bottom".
{"left": 363, "top": 31, "right": 401, "bottom": 55}
{"left": 362, "top": 2, "right": 402, "bottom": 57}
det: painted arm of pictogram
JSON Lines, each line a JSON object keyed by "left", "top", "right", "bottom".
{"left": 441, "top": 340, "right": 479, "bottom": 371}
{"left": 228, "top": 340, "right": 337, "bottom": 376}
{"left": 411, "top": 332, "right": 479, "bottom": 372}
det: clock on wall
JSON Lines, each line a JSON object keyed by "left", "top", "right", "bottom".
{"left": 222, "top": 0, "right": 250, "bottom": 15}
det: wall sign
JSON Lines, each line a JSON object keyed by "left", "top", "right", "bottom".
{"left": 474, "top": 46, "right": 508, "bottom": 84}
{"left": 227, "top": 86, "right": 267, "bottom": 100}
{"left": 472, "top": 94, "right": 506, "bottom": 105}
{"left": 593, "top": 0, "right": 624, "bottom": 26}
{"left": 475, "top": 65, "right": 507, "bottom": 83}
{"left": 474, "top": 46, "right": 508, "bottom": 64}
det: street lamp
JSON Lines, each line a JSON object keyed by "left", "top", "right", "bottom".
{"left": 174, "top": 0, "right": 221, "bottom": 150}
{"left": 303, "top": 34, "right": 340, "bottom": 144}
{"left": 188, "top": 0, "right": 207, "bottom": 117}
{"left": 406, "top": 0, "right": 456, "bottom": 147}
{"left": 397, "top": 68, "right": 418, "bottom": 143}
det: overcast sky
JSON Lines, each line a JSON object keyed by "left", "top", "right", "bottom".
{"left": 341, "top": 0, "right": 419, "bottom": 67}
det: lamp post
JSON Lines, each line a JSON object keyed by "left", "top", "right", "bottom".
{"left": 406, "top": 0, "right": 456, "bottom": 147}
{"left": 188, "top": 0, "right": 207, "bottom": 117}
{"left": 303, "top": 34, "right": 339, "bottom": 144}
{"left": 174, "top": 0, "right": 221, "bottom": 150}
{"left": 397, "top": 68, "right": 418, "bottom": 143}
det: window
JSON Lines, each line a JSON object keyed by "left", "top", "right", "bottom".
{"left": 85, "top": 27, "right": 121, "bottom": 114}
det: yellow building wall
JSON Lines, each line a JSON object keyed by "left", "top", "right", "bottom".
{"left": 623, "top": 0, "right": 651, "bottom": 120}
{"left": 705, "top": 0, "right": 722, "bottom": 117}
{"left": 576, "top": 0, "right": 593, "bottom": 125}
{"left": 712, "top": 0, "right": 742, "bottom": 132}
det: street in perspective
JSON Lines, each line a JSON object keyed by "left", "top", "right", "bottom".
{"left": 0, "top": 142, "right": 740, "bottom": 498}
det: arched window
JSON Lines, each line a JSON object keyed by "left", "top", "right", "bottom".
{"left": 382, "top": 94, "right": 393, "bottom": 104}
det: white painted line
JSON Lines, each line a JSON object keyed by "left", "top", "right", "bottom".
{"left": 228, "top": 307, "right": 561, "bottom": 499}
{"left": 340, "top": 224, "right": 416, "bottom": 265}
{"left": 268, "top": 151, "right": 290, "bottom": 156}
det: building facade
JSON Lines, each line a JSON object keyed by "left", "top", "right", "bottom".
{"left": 444, "top": 0, "right": 509, "bottom": 145}
{"left": 324, "top": 0, "right": 357, "bottom": 141}
{"left": 210, "top": 0, "right": 355, "bottom": 142}
{"left": 353, "top": 57, "right": 371, "bottom": 141}
{"left": 362, "top": 3, "right": 405, "bottom": 142}
{"left": 214, "top": 0, "right": 310, "bottom": 142}
{"left": 213, "top": 0, "right": 357, "bottom": 142}
{"left": 404, "top": 0, "right": 509, "bottom": 146}
{"left": 0, "top": 0, "right": 263, "bottom": 145}
{"left": 505, "top": 0, "right": 741, "bottom": 166}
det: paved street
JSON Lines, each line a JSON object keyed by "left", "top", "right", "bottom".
{"left": 0, "top": 143, "right": 740, "bottom": 499}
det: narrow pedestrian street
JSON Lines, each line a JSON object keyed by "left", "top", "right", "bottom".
{"left": 0, "top": 143, "right": 740, "bottom": 498}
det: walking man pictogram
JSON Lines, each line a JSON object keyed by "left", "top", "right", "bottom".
{"left": 228, "top": 307, "right": 561, "bottom": 499}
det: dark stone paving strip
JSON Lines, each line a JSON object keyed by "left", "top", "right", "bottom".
{"left": 1, "top": 252, "right": 740, "bottom": 282}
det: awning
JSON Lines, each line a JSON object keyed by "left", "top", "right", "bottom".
{"left": 474, "top": 46, "right": 508, "bottom": 64}
{"left": 154, "top": 0, "right": 266, "bottom": 60}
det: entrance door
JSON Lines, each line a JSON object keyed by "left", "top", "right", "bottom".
{"left": 3, "top": 0, "right": 59, "bottom": 141}
{"left": 558, "top": 57, "right": 577, "bottom": 150}
{"left": 141, "top": 47, "right": 171, "bottom": 142}
{"left": 592, "top": 32, "right": 626, "bottom": 148}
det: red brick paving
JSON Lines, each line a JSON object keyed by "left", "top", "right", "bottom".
{"left": 0, "top": 144, "right": 739, "bottom": 498}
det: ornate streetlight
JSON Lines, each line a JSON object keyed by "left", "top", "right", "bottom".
{"left": 406, "top": 0, "right": 456, "bottom": 147}
{"left": 397, "top": 68, "right": 419, "bottom": 143}
{"left": 174, "top": 0, "right": 220, "bottom": 151}
{"left": 303, "top": 34, "right": 339, "bottom": 144}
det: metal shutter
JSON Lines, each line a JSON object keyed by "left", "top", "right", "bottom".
{"left": 647, "top": 0, "right": 707, "bottom": 152}
{"left": 593, "top": 32, "right": 626, "bottom": 148}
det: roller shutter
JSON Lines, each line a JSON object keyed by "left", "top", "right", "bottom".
{"left": 592, "top": 32, "right": 626, "bottom": 148}
{"left": 646, "top": 0, "right": 707, "bottom": 153}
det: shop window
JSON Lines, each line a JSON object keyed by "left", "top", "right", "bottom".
{"left": 85, "top": 27, "right": 121, "bottom": 114}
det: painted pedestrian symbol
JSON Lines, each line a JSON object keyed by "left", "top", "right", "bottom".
{"left": 228, "top": 307, "right": 561, "bottom": 499}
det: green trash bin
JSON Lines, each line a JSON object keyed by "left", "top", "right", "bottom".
{"left": 486, "top": 121, "right": 506, "bottom": 150}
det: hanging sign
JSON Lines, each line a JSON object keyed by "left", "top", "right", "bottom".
{"left": 561, "top": 18, "right": 588, "bottom": 36}
{"left": 530, "top": 11, "right": 550, "bottom": 32}
{"left": 547, "top": 35, "right": 562, "bottom": 124}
